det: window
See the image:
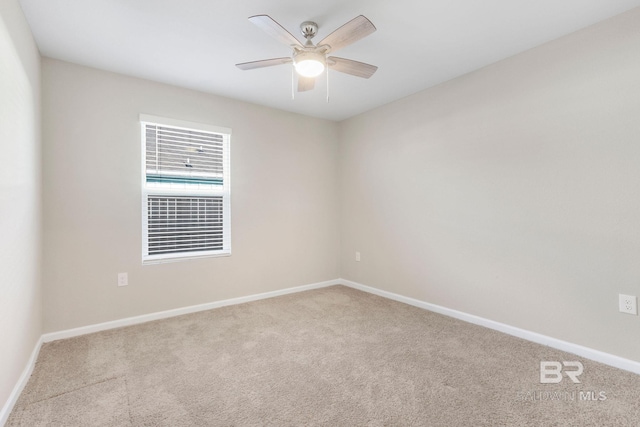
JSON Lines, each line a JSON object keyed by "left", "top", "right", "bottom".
{"left": 140, "top": 114, "right": 231, "bottom": 263}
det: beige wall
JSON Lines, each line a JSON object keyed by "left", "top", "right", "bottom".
{"left": 42, "top": 59, "right": 340, "bottom": 332}
{"left": 9, "top": 6, "right": 639, "bottom": 401}
{"left": 339, "top": 9, "right": 640, "bottom": 362}
{"left": 0, "top": 0, "right": 42, "bottom": 411}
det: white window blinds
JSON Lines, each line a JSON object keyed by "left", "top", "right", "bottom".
{"left": 141, "top": 115, "right": 231, "bottom": 263}
{"left": 147, "top": 195, "right": 224, "bottom": 255}
{"left": 145, "top": 124, "right": 224, "bottom": 186}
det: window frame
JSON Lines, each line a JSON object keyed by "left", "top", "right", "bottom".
{"left": 140, "top": 114, "right": 231, "bottom": 264}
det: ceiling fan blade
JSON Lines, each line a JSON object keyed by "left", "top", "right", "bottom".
{"left": 328, "top": 57, "right": 378, "bottom": 79}
{"left": 317, "top": 15, "right": 376, "bottom": 54}
{"left": 248, "top": 15, "right": 303, "bottom": 48}
{"left": 236, "top": 57, "right": 292, "bottom": 70}
{"left": 297, "top": 76, "right": 315, "bottom": 92}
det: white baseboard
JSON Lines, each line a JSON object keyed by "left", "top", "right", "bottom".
{"left": 0, "top": 336, "right": 43, "bottom": 426}
{"left": 42, "top": 279, "right": 341, "bottom": 343}
{"left": 5, "top": 277, "right": 639, "bottom": 426}
{"left": 2, "top": 279, "right": 340, "bottom": 425}
{"left": 340, "top": 278, "right": 640, "bottom": 375}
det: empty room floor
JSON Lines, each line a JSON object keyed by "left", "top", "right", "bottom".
{"left": 8, "top": 286, "right": 640, "bottom": 426}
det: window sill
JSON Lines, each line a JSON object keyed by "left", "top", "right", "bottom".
{"left": 142, "top": 250, "right": 231, "bottom": 265}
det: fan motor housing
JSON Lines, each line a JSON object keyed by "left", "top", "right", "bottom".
{"left": 300, "top": 21, "right": 318, "bottom": 39}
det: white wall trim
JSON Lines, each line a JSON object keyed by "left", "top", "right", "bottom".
{"left": 2, "top": 279, "right": 340, "bottom": 424}
{"left": 42, "top": 279, "right": 341, "bottom": 343}
{"left": 5, "top": 277, "right": 639, "bottom": 425}
{"left": 0, "top": 336, "right": 43, "bottom": 426}
{"left": 340, "top": 278, "right": 640, "bottom": 375}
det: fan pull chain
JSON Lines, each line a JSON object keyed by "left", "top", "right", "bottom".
{"left": 291, "top": 65, "right": 295, "bottom": 100}
{"left": 326, "top": 68, "right": 330, "bottom": 103}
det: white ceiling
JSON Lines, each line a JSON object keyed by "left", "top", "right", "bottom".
{"left": 18, "top": 0, "right": 640, "bottom": 121}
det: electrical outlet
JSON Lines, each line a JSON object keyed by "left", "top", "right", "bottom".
{"left": 118, "top": 273, "right": 128, "bottom": 287}
{"left": 355, "top": 251, "right": 361, "bottom": 262}
{"left": 619, "top": 294, "right": 637, "bottom": 315}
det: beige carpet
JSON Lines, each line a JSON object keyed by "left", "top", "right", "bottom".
{"left": 7, "top": 285, "right": 640, "bottom": 426}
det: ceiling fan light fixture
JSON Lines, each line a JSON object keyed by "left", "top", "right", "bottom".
{"left": 294, "top": 51, "right": 326, "bottom": 77}
{"left": 236, "top": 15, "right": 378, "bottom": 93}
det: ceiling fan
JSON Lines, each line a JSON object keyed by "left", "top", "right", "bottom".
{"left": 236, "top": 14, "right": 378, "bottom": 93}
